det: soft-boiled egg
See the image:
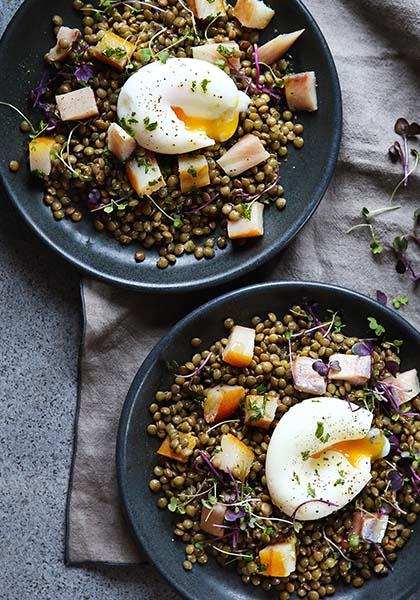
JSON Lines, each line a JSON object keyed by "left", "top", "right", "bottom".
{"left": 266, "top": 398, "right": 389, "bottom": 520}
{"left": 117, "top": 58, "right": 250, "bottom": 155}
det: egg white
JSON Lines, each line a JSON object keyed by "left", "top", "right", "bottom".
{"left": 266, "top": 397, "right": 375, "bottom": 520}
{"left": 117, "top": 57, "right": 250, "bottom": 155}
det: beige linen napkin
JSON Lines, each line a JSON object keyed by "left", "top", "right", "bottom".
{"left": 66, "top": 0, "right": 420, "bottom": 565}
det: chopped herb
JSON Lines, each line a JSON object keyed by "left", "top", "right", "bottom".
{"left": 247, "top": 396, "right": 267, "bottom": 422}
{"left": 194, "top": 541, "right": 204, "bottom": 550}
{"left": 334, "top": 478, "right": 345, "bottom": 486}
{"left": 307, "top": 483, "right": 316, "bottom": 498}
{"left": 217, "top": 44, "right": 234, "bottom": 58}
{"left": 119, "top": 116, "right": 136, "bottom": 137}
{"left": 284, "top": 330, "right": 293, "bottom": 341}
{"left": 201, "top": 78, "right": 211, "bottom": 92}
{"left": 241, "top": 203, "right": 253, "bottom": 220}
{"left": 32, "top": 169, "right": 47, "bottom": 179}
{"left": 392, "top": 294, "right": 408, "bottom": 309}
{"left": 135, "top": 156, "right": 152, "bottom": 173}
{"left": 191, "top": 80, "right": 197, "bottom": 92}
{"left": 187, "top": 165, "right": 198, "bottom": 178}
{"left": 258, "top": 562, "right": 268, "bottom": 572}
{"left": 143, "top": 116, "right": 158, "bottom": 131}
{"left": 301, "top": 450, "right": 310, "bottom": 461}
{"left": 367, "top": 317, "right": 386, "bottom": 337}
{"left": 315, "top": 421, "right": 330, "bottom": 444}
{"left": 292, "top": 471, "right": 301, "bottom": 485}
{"left": 256, "top": 383, "right": 266, "bottom": 394}
{"left": 147, "top": 179, "right": 160, "bottom": 187}
{"left": 102, "top": 46, "right": 127, "bottom": 59}
{"left": 214, "top": 59, "right": 226, "bottom": 69}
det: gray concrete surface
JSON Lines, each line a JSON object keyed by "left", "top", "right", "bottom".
{"left": 0, "top": 2, "right": 179, "bottom": 599}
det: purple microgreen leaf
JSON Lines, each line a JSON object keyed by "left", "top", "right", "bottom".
{"left": 312, "top": 360, "right": 328, "bottom": 377}
{"left": 74, "top": 63, "right": 95, "bottom": 83}
{"left": 384, "top": 360, "right": 399, "bottom": 377}
{"left": 351, "top": 341, "right": 374, "bottom": 356}
{"left": 376, "top": 290, "right": 388, "bottom": 305}
{"left": 225, "top": 508, "right": 245, "bottom": 522}
{"left": 388, "top": 141, "right": 403, "bottom": 163}
{"left": 388, "top": 435, "right": 400, "bottom": 453}
{"left": 388, "top": 469, "right": 404, "bottom": 492}
{"left": 394, "top": 117, "right": 410, "bottom": 136}
{"left": 406, "top": 121, "right": 420, "bottom": 137}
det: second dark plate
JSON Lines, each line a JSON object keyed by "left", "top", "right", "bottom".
{"left": 117, "top": 281, "right": 419, "bottom": 600}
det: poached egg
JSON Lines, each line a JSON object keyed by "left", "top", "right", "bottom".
{"left": 266, "top": 397, "right": 390, "bottom": 520}
{"left": 117, "top": 57, "right": 250, "bottom": 155}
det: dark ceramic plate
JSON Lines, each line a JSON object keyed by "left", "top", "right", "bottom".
{"left": 117, "top": 281, "right": 419, "bottom": 600}
{"left": 0, "top": 0, "right": 341, "bottom": 292}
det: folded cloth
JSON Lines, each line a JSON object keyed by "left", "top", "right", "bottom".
{"left": 66, "top": 0, "right": 419, "bottom": 565}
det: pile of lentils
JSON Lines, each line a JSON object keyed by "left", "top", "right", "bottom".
{"left": 13, "top": 0, "right": 306, "bottom": 268}
{"left": 147, "top": 305, "right": 419, "bottom": 598}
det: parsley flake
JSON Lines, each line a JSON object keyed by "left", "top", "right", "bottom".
{"left": 143, "top": 116, "right": 158, "bottom": 131}
{"left": 201, "top": 78, "right": 211, "bottom": 92}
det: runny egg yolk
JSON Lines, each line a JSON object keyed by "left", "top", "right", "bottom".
{"left": 311, "top": 436, "right": 385, "bottom": 468}
{"left": 172, "top": 106, "right": 239, "bottom": 142}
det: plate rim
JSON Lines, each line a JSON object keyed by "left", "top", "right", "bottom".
{"left": 0, "top": 0, "right": 342, "bottom": 293}
{"left": 117, "top": 280, "right": 420, "bottom": 600}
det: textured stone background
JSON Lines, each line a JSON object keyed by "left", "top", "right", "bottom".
{"left": 0, "top": 1, "right": 179, "bottom": 598}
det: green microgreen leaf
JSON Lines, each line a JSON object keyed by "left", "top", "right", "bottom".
{"left": 392, "top": 294, "right": 408, "bottom": 309}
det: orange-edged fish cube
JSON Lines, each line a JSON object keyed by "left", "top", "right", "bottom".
{"left": 227, "top": 202, "right": 264, "bottom": 240}
{"left": 212, "top": 433, "right": 255, "bottom": 481}
{"left": 92, "top": 31, "right": 135, "bottom": 71}
{"left": 178, "top": 154, "right": 210, "bottom": 192}
{"left": 284, "top": 71, "right": 318, "bottom": 112}
{"left": 204, "top": 385, "right": 245, "bottom": 424}
{"left": 244, "top": 394, "right": 278, "bottom": 429}
{"left": 258, "top": 29, "right": 305, "bottom": 65}
{"left": 157, "top": 434, "right": 197, "bottom": 463}
{"left": 259, "top": 541, "right": 296, "bottom": 577}
{"left": 217, "top": 133, "right": 270, "bottom": 176}
{"left": 29, "top": 136, "right": 56, "bottom": 178}
{"left": 222, "top": 324, "right": 255, "bottom": 367}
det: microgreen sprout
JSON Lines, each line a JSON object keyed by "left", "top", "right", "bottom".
{"left": 206, "top": 419, "right": 240, "bottom": 434}
{"left": 392, "top": 294, "right": 408, "bottom": 309}
{"left": 361, "top": 205, "right": 401, "bottom": 221}
{"left": 51, "top": 124, "right": 92, "bottom": 181}
{"left": 0, "top": 101, "right": 36, "bottom": 135}
{"left": 322, "top": 528, "right": 358, "bottom": 564}
{"left": 90, "top": 198, "right": 128, "bottom": 213}
{"left": 389, "top": 117, "right": 420, "bottom": 190}
{"left": 367, "top": 317, "right": 385, "bottom": 336}
{"left": 175, "top": 352, "right": 213, "bottom": 379}
{"left": 346, "top": 223, "right": 384, "bottom": 255}
{"left": 146, "top": 194, "right": 184, "bottom": 228}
